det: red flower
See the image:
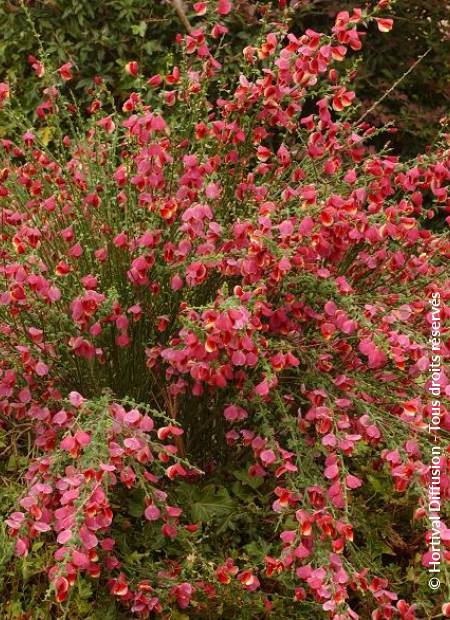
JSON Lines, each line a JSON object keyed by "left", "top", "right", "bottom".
{"left": 238, "top": 570, "right": 260, "bottom": 591}
{"left": 125, "top": 61, "right": 139, "bottom": 76}
{"left": 54, "top": 576, "right": 70, "bottom": 602}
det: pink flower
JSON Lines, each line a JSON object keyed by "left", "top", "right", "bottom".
{"left": 324, "top": 463, "right": 339, "bottom": 479}
{"left": 35, "top": 361, "right": 49, "bottom": 377}
{"left": 185, "top": 262, "right": 207, "bottom": 287}
{"left": 0, "top": 82, "right": 10, "bottom": 107}
{"left": 217, "top": 0, "right": 232, "bottom": 15}
{"left": 72, "top": 549, "right": 90, "bottom": 568}
{"left": 75, "top": 430, "right": 91, "bottom": 447}
{"left": 171, "top": 274, "right": 184, "bottom": 290}
{"left": 28, "top": 55, "right": 45, "bottom": 77}
{"left": 124, "top": 408, "right": 140, "bottom": 425}
{"left": 231, "top": 350, "right": 246, "bottom": 366}
{"left": 79, "top": 525, "right": 98, "bottom": 549}
{"left": 144, "top": 504, "right": 161, "bottom": 521}
{"left": 224, "top": 404, "right": 248, "bottom": 422}
{"left": 15, "top": 538, "right": 28, "bottom": 557}
{"left": 69, "top": 391, "right": 85, "bottom": 408}
{"left": 346, "top": 474, "right": 363, "bottom": 489}
{"left": 194, "top": 2, "right": 207, "bottom": 14}
{"left": 57, "top": 529, "right": 72, "bottom": 544}
{"left": 260, "top": 449, "right": 276, "bottom": 465}
{"left": 255, "top": 380, "right": 270, "bottom": 397}
{"left": 375, "top": 17, "right": 394, "bottom": 32}
{"left": 172, "top": 582, "right": 194, "bottom": 609}
{"left": 33, "top": 521, "right": 51, "bottom": 532}
{"left": 58, "top": 62, "right": 73, "bottom": 81}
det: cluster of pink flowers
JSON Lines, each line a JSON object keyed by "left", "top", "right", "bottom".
{"left": 4, "top": 393, "right": 194, "bottom": 612}
{"left": 0, "top": 0, "right": 449, "bottom": 617}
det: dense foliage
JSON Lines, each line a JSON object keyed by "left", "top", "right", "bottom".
{"left": 0, "top": 0, "right": 175, "bottom": 109}
{"left": 0, "top": 1, "right": 449, "bottom": 619}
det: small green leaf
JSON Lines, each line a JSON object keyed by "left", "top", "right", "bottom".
{"left": 232, "top": 469, "right": 263, "bottom": 490}
{"left": 187, "top": 485, "right": 235, "bottom": 523}
{"left": 131, "top": 21, "right": 147, "bottom": 37}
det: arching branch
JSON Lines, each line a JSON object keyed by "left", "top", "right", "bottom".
{"left": 171, "top": 0, "right": 192, "bottom": 34}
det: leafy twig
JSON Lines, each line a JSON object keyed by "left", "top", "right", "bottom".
{"left": 356, "top": 49, "right": 431, "bottom": 124}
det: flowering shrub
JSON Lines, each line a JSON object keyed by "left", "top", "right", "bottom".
{"left": 290, "top": 0, "right": 450, "bottom": 156}
{"left": 0, "top": 1, "right": 449, "bottom": 618}
{"left": 4, "top": 1, "right": 450, "bottom": 159}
